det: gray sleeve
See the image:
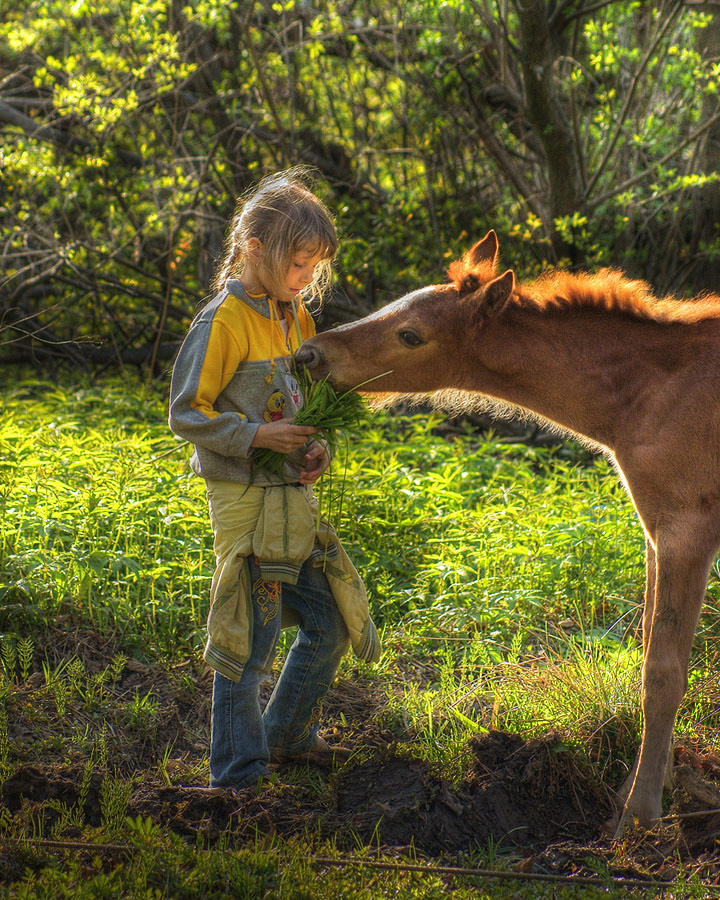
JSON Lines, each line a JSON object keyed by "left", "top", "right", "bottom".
{"left": 168, "top": 322, "right": 260, "bottom": 458}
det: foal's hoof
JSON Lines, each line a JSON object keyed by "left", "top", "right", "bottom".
{"left": 600, "top": 808, "right": 635, "bottom": 840}
{"left": 610, "top": 803, "right": 662, "bottom": 840}
{"left": 606, "top": 810, "right": 644, "bottom": 841}
{"left": 612, "top": 811, "right": 632, "bottom": 841}
{"left": 600, "top": 814, "right": 620, "bottom": 840}
{"left": 602, "top": 797, "right": 657, "bottom": 840}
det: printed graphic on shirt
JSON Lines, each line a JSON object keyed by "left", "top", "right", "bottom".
{"left": 288, "top": 376, "right": 301, "bottom": 406}
{"left": 264, "top": 390, "right": 286, "bottom": 422}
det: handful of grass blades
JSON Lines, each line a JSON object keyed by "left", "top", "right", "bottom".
{"left": 252, "top": 368, "right": 367, "bottom": 480}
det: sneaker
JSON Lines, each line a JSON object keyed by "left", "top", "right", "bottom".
{"left": 269, "top": 735, "right": 352, "bottom": 767}
{"left": 230, "top": 768, "right": 279, "bottom": 805}
{"left": 181, "top": 785, "right": 227, "bottom": 796}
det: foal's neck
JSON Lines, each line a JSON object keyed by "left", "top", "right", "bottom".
{"left": 471, "top": 303, "right": 673, "bottom": 449}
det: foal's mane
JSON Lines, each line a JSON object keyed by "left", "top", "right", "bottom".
{"left": 519, "top": 268, "right": 720, "bottom": 324}
{"left": 374, "top": 252, "right": 720, "bottom": 433}
{"left": 450, "top": 257, "right": 720, "bottom": 325}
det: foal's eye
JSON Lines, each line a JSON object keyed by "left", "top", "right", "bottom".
{"left": 398, "top": 330, "right": 424, "bottom": 348}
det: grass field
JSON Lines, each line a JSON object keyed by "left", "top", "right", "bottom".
{"left": 1, "top": 374, "right": 720, "bottom": 898}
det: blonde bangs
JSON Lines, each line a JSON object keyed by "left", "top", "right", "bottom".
{"left": 258, "top": 205, "right": 338, "bottom": 303}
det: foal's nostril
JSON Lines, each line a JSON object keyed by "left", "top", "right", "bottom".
{"left": 294, "top": 343, "right": 321, "bottom": 370}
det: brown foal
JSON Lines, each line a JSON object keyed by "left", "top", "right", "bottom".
{"left": 295, "top": 231, "right": 720, "bottom": 835}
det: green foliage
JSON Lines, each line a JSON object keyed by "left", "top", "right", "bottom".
{"left": 0, "top": 377, "right": 210, "bottom": 655}
{"left": 4, "top": 373, "right": 720, "bottom": 750}
{"left": 99, "top": 773, "right": 134, "bottom": 840}
{"left": 0, "top": 375, "right": 651, "bottom": 657}
{"left": 0, "top": 838, "right": 651, "bottom": 900}
{"left": 252, "top": 370, "right": 368, "bottom": 478}
{"left": 3, "top": 2, "right": 720, "bottom": 371}
{"left": 333, "top": 416, "right": 646, "bottom": 648}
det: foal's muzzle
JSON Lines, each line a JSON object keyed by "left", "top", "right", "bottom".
{"left": 294, "top": 342, "right": 323, "bottom": 372}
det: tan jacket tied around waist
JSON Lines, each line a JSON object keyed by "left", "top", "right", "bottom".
{"left": 203, "top": 479, "right": 381, "bottom": 682}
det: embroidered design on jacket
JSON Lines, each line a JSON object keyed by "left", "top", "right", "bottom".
{"left": 253, "top": 576, "right": 281, "bottom": 625}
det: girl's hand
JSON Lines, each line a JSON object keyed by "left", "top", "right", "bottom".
{"left": 251, "top": 418, "right": 319, "bottom": 453}
{"left": 298, "top": 439, "right": 331, "bottom": 485}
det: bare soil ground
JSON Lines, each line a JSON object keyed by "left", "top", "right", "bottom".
{"left": 4, "top": 626, "right": 720, "bottom": 885}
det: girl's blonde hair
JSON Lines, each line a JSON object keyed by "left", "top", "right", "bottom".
{"left": 213, "top": 166, "right": 338, "bottom": 302}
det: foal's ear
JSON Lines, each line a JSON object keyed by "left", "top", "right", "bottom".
{"left": 479, "top": 270, "right": 514, "bottom": 318}
{"left": 448, "top": 230, "right": 499, "bottom": 286}
{"left": 467, "top": 230, "right": 499, "bottom": 268}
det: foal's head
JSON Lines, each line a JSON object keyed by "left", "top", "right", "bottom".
{"left": 295, "top": 230, "right": 517, "bottom": 393}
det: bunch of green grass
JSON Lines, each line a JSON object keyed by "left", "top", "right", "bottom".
{"left": 252, "top": 368, "right": 368, "bottom": 479}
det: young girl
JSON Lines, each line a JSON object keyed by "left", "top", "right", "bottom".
{"left": 169, "top": 168, "right": 380, "bottom": 792}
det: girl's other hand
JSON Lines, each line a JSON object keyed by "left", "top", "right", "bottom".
{"left": 298, "top": 439, "right": 330, "bottom": 485}
{"left": 251, "top": 419, "right": 318, "bottom": 453}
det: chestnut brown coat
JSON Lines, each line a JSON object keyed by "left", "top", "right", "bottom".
{"left": 295, "top": 231, "right": 720, "bottom": 835}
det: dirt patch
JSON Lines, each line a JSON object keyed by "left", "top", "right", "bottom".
{"left": 6, "top": 630, "right": 720, "bottom": 882}
{"left": 1, "top": 731, "right": 611, "bottom": 854}
{"left": 7, "top": 732, "right": 720, "bottom": 880}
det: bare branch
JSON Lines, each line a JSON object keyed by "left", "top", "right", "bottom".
{"left": 584, "top": 1, "right": 683, "bottom": 201}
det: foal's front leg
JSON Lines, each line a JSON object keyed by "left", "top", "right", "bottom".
{"left": 616, "top": 527, "right": 715, "bottom": 835}
{"left": 616, "top": 537, "right": 666, "bottom": 804}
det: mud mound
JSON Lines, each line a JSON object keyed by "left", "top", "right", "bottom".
{"left": 330, "top": 731, "right": 611, "bottom": 855}
{"left": 3, "top": 766, "right": 105, "bottom": 825}
{"left": 466, "top": 731, "right": 609, "bottom": 845}
{"left": 2, "top": 766, "right": 240, "bottom": 841}
{"left": 128, "top": 784, "right": 242, "bottom": 839}
{"left": 671, "top": 746, "right": 720, "bottom": 859}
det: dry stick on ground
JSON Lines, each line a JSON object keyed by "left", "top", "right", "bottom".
{"left": 26, "top": 842, "right": 710, "bottom": 893}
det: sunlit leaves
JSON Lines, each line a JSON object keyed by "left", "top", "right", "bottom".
{"left": 3, "top": 0, "right": 720, "bottom": 366}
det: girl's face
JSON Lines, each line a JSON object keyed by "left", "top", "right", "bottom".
{"left": 277, "top": 247, "right": 326, "bottom": 302}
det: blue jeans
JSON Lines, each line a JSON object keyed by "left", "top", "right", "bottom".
{"left": 209, "top": 555, "right": 349, "bottom": 789}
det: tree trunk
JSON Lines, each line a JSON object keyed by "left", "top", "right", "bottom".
{"left": 515, "top": 0, "right": 583, "bottom": 253}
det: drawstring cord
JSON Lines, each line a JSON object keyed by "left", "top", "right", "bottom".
{"left": 265, "top": 297, "right": 278, "bottom": 384}
{"left": 291, "top": 298, "right": 304, "bottom": 351}
{"left": 266, "top": 295, "right": 305, "bottom": 384}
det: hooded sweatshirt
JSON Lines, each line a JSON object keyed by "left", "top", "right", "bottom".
{"left": 168, "top": 278, "right": 315, "bottom": 485}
